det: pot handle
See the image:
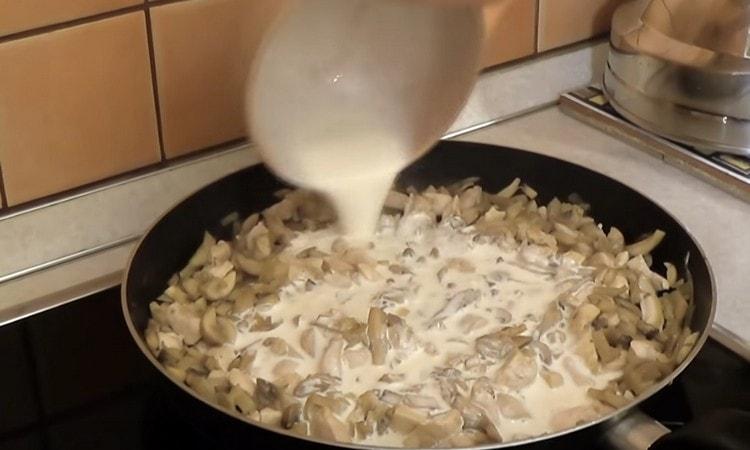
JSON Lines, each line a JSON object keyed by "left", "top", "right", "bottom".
{"left": 604, "top": 408, "right": 750, "bottom": 450}
{"left": 603, "top": 409, "right": 670, "bottom": 450}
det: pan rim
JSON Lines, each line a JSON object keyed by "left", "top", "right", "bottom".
{"left": 121, "top": 142, "right": 717, "bottom": 450}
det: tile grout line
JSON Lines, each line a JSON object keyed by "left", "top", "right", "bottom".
{"left": 143, "top": 8, "right": 167, "bottom": 161}
{"left": 0, "top": 0, "right": 189, "bottom": 44}
{"left": 0, "top": 5, "right": 146, "bottom": 44}
{"left": 534, "top": 0, "right": 541, "bottom": 53}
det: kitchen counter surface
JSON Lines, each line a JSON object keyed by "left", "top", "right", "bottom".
{"left": 1, "top": 105, "right": 748, "bottom": 348}
{"left": 456, "top": 107, "right": 750, "bottom": 344}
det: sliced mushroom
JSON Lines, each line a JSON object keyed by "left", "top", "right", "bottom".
{"left": 343, "top": 347, "right": 371, "bottom": 369}
{"left": 201, "top": 271, "right": 237, "bottom": 301}
{"left": 281, "top": 403, "right": 303, "bottom": 429}
{"left": 389, "top": 404, "right": 428, "bottom": 434}
{"left": 626, "top": 230, "right": 665, "bottom": 257}
{"left": 367, "top": 307, "right": 388, "bottom": 365}
{"left": 254, "top": 378, "right": 281, "bottom": 410}
{"left": 496, "top": 392, "right": 531, "bottom": 419}
{"left": 540, "top": 367, "right": 564, "bottom": 388}
{"left": 319, "top": 337, "right": 344, "bottom": 378}
{"left": 549, "top": 405, "right": 601, "bottom": 432}
{"left": 429, "top": 289, "right": 480, "bottom": 327}
{"left": 404, "top": 394, "right": 441, "bottom": 410}
{"left": 200, "top": 307, "right": 237, "bottom": 345}
{"left": 496, "top": 349, "right": 538, "bottom": 390}
{"left": 404, "top": 409, "right": 463, "bottom": 447}
{"left": 165, "top": 303, "right": 202, "bottom": 345}
{"left": 300, "top": 328, "right": 317, "bottom": 357}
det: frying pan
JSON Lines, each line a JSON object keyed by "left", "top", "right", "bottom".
{"left": 123, "top": 141, "right": 719, "bottom": 449}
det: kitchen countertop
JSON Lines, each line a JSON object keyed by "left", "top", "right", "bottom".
{"left": 1, "top": 105, "right": 748, "bottom": 348}
{"left": 455, "top": 107, "right": 750, "bottom": 345}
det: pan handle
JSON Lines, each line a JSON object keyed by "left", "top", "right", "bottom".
{"left": 602, "top": 409, "right": 670, "bottom": 450}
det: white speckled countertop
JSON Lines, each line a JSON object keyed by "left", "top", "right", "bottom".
{"left": 455, "top": 107, "right": 750, "bottom": 344}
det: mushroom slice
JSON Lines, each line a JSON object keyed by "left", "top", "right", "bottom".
{"left": 254, "top": 378, "right": 281, "bottom": 410}
{"left": 496, "top": 349, "right": 538, "bottom": 390}
{"left": 459, "top": 314, "right": 490, "bottom": 334}
{"left": 626, "top": 230, "right": 665, "bottom": 257}
{"left": 319, "top": 337, "right": 344, "bottom": 377}
{"left": 496, "top": 392, "right": 531, "bottom": 419}
{"left": 404, "top": 409, "right": 464, "bottom": 447}
{"left": 563, "top": 356, "right": 593, "bottom": 386}
{"left": 294, "top": 373, "right": 341, "bottom": 397}
{"left": 429, "top": 289, "right": 481, "bottom": 328}
{"left": 389, "top": 404, "right": 428, "bottom": 434}
{"left": 549, "top": 405, "right": 601, "bottom": 432}
{"left": 201, "top": 270, "right": 237, "bottom": 301}
{"left": 300, "top": 328, "right": 317, "bottom": 357}
{"left": 640, "top": 294, "right": 665, "bottom": 330}
{"left": 367, "top": 307, "right": 388, "bottom": 365}
{"left": 187, "top": 232, "right": 216, "bottom": 268}
{"left": 343, "top": 347, "right": 371, "bottom": 369}
{"left": 404, "top": 394, "right": 441, "bottom": 410}
{"left": 540, "top": 367, "right": 564, "bottom": 388}
{"left": 200, "top": 306, "right": 236, "bottom": 346}
{"left": 281, "top": 403, "right": 303, "bottom": 429}
{"left": 165, "top": 303, "right": 202, "bottom": 345}
{"left": 475, "top": 333, "right": 516, "bottom": 361}
{"left": 538, "top": 304, "right": 563, "bottom": 335}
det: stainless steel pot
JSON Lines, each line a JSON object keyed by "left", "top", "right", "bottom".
{"left": 604, "top": 0, "right": 750, "bottom": 157}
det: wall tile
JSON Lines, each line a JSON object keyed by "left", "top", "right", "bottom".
{"left": 538, "top": 0, "right": 626, "bottom": 52}
{"left": 0, "top": 13, "right": 161, "bottom": 206}
{"left": 0, "top": 0, "right": 141, "bottom": 38}
{"left": 482, "top": 0, "right": 537, "bottom": 68}
{"left": 151, "top": 0, "right": 284, "bottom": 158}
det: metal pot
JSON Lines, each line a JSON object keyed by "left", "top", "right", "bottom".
{"left": 604, "top": 0, "right": 750, "bottom": 156}
{"left": 122, "top": 142, "right": 715, "bottom": 449}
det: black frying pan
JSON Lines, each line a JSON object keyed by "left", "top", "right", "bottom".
{"left": 122, "top": 142, "right": 733, "bottom": 449}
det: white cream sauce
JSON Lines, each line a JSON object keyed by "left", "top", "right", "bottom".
{"left": 231, "top": 213, "right": 620, "bottom": 445}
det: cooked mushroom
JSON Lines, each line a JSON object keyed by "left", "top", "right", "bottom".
{"left": 403, "top": 409, "right": 463, "bottom": 447}
{"left": 319, "top": 337, "right": 344, "bottom": 377}
{"left": 496, "top": 349, "right": 538, "bottom": 390}
{"left": 367, "top": 307, "right": 388, "bottom": 365}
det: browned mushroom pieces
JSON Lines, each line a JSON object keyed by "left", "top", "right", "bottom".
{"left": 281, "top": 402, "right": 303, "bottom": 429}
{"left": 254, "top": 378, "right": 281, "bottom": 410}
{"left": 367, "top": 307, "right": 388, "bottom": 365}
{"left": 404, "top": 409, "right": 463, "bottom": 447}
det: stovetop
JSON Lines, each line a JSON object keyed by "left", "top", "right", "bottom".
{"left": 1, "top": 288, "right": 748, "bottom": 450}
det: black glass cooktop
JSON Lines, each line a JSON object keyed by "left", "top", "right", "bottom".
{"left": 1, "top": 288, "right": 748, "bottom": 450}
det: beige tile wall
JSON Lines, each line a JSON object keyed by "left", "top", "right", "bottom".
{"left": 0, "top": 0, "right": 620, "bottom": 209}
